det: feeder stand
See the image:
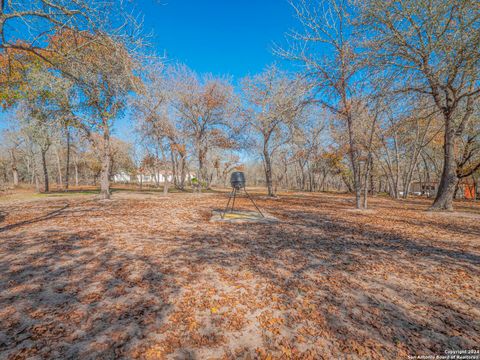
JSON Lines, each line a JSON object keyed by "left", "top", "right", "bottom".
{"left": 221, "top": 172, "right": 264, "bottom": 219}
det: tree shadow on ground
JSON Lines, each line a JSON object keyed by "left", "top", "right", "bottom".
{"left": 0, "top": 193, "right": 478, "bottom": 358}
{"left": 164, "top": 204, "right": 479, "bottom": 357}
{"left": 0, "top": 204, "right": 69, "bottom": 233}
{"left": 0, "top": 229, "right": 183, "bottom": 359}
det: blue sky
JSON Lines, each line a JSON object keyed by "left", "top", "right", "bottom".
{"left": 141, "top": 0, "right": 297, "bottom": 77}
{"left": 114, "top": 0, "right": 301, "bottom": 139}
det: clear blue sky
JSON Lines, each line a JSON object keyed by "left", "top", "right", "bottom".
{"left": 140, "top": 0, "right": 297, "bottom": 77}
{"left": 115, "top": 0, "right": 300, "bottom": 140}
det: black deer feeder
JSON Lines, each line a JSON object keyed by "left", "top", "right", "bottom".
{"left": 221, "top": 171, "right": 264, "bottom": 219}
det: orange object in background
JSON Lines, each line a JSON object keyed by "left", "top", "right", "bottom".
{"left": 464, "top": 183, "right": 475, "bottom": 199}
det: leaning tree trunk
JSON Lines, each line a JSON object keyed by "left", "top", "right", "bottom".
{"left": 99, "top": 125, "right": 111, "bottom": 200}
{"left": 431, "top": 119, "right": 458, "bottom": 211}
{"left": 263, "top": 147, "right": 274, "bottom": 197}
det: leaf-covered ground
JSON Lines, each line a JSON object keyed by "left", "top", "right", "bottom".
{"left": 0, "top": 190, "right": 479, "bottom": 359}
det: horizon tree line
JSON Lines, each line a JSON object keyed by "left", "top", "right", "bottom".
{"left": 0, "top": 0, "right": 479, "bottom": 210}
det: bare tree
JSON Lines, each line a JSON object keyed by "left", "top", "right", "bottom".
{"left": 362, "top": 0, "right": 480, "bottom": 210}
{"left": 3, "top": 129, "right": 21, "bottom": 187}
{"left": 278, "top": 0, "right": 369, "bottom": 208}
{"left": 133, "top": 62, "right": 182, "bottom": 194}
{"left": 241, "top": 65, "right": 311, "bottom": 196}
{"left": 288, "top": 115, "right": 325, "bottom": 192}
{"left": 170, "top": 65, "right": 236, "bottom": 191}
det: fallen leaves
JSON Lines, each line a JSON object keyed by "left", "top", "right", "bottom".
{"left": 0, "top": 191, "right": 478, "bottom": 359}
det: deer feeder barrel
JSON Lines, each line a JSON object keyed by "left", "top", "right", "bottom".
{"left": 230, "top": 172, "right": 246, "bottom": 189}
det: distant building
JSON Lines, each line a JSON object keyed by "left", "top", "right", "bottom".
{"left": 409, "top": 180, "right": 478, "bottom": 199}
{"left": 112, "top": 170, "right": 194, "bottom": 184}
{"left": 112, "top": 171, "right": 131, "bottom": 183}
{"left": 410, "top": 181, "right": 438, "bottom": 197}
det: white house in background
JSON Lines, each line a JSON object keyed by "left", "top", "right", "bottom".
{"left": 113, "top": 171, "right": 131, "bottom": 183}
{"left": 112, "top": 171, "right": 195, "bottom": 184}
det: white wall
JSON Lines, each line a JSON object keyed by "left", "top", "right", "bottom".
{"left": 113, "top": 172, "right": 195, "bottom": 184}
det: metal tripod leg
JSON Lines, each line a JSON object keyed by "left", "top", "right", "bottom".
{"left": 221, "top": 188, "right": 235, "bottom": 219}
{"left": 230, "top": 188, "right": 237, "bottom": 212}
{"left": 244, "top": 187, "right": 264, "bottom": 217}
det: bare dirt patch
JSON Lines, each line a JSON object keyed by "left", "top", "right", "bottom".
{"left": 0, "top": 191, "right": 479, "bottom": 359}
{"left": 210, "top": 210, "right": 278, "bottom": 224}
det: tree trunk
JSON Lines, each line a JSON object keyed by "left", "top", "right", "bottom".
{"left": 160, "top": 145, "right": 170, "bottom": 195}
{"left": 65, "top": 127, "right": 71, "bottom": 190}
{"left": 12, "top": 167, "right": 18, "bottom": 187}
{"left": 99, "top": 126, "right": 111, "bottom": 200}
{"left": 154, "top": 169, "right": 160, "bottom": 188}
{"left": 263, "top": 147, "right": 274, "bottom": 197}
{"left": 402, "top": 148, "right": 423, "bottom": 199}
{"left": 197, "top": 146, "right": 206, "bottom": 193}
{"left": 10, "top": 150, "right": 19, "bottom": 187}
{"left": 180, "top": 154, "right": 186, "bottom": 190}
{"left": 308, "top": 167, "right": 314, "bottom": 192}
{"left": 320, "top": 170, "right": 328, "bottom": 192}
{"left": 26, "top": 157, "right": 32, "bottom": 184}
{"left": 344, "top": 111, "right": 362, "bottom": 208}
{"left": 30, "top": 157, "right": 36, "bottom": 184}
{"left": 170, "top": 146, "right": 178, "bottom": 189}
{"left": 34, "top": 173, "right": 40, "bottom": 193}
{"left": 363, "top": 156, "right": 372, "bottom": 209}
{"left": 431, "top": 119, "right": 457, "bottom": 211}
{"left": 74, "top": 157, "right": 79, "bottom": 187}
{"left": 163, "top": 172, "right": 169, "bottom": 195}
{"left": 284, "top": 161, "right": 289, "bottom": 189}
{"left": 32, "top": 158, "right": 40, "bottom": 193}
{"left": 55, "top": 146, "right": 63, "bottom": 190}
{"left": 41, "top": 149, "right": 49, "bottom": 192}
{"left": 453, "top": 182, "right": 461, "bottom": 200}
{"left": 370, "top": 165, "right": 376, "bottom": 195}
{"left": 298, "top": 160, "right": 306, "bottom": 190}
{"left": 341, "top": 172, "right": 354, "bottom": 193}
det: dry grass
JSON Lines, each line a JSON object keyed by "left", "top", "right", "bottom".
{"left": 0, "top": 189, "right": 479, "bottom": 359}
